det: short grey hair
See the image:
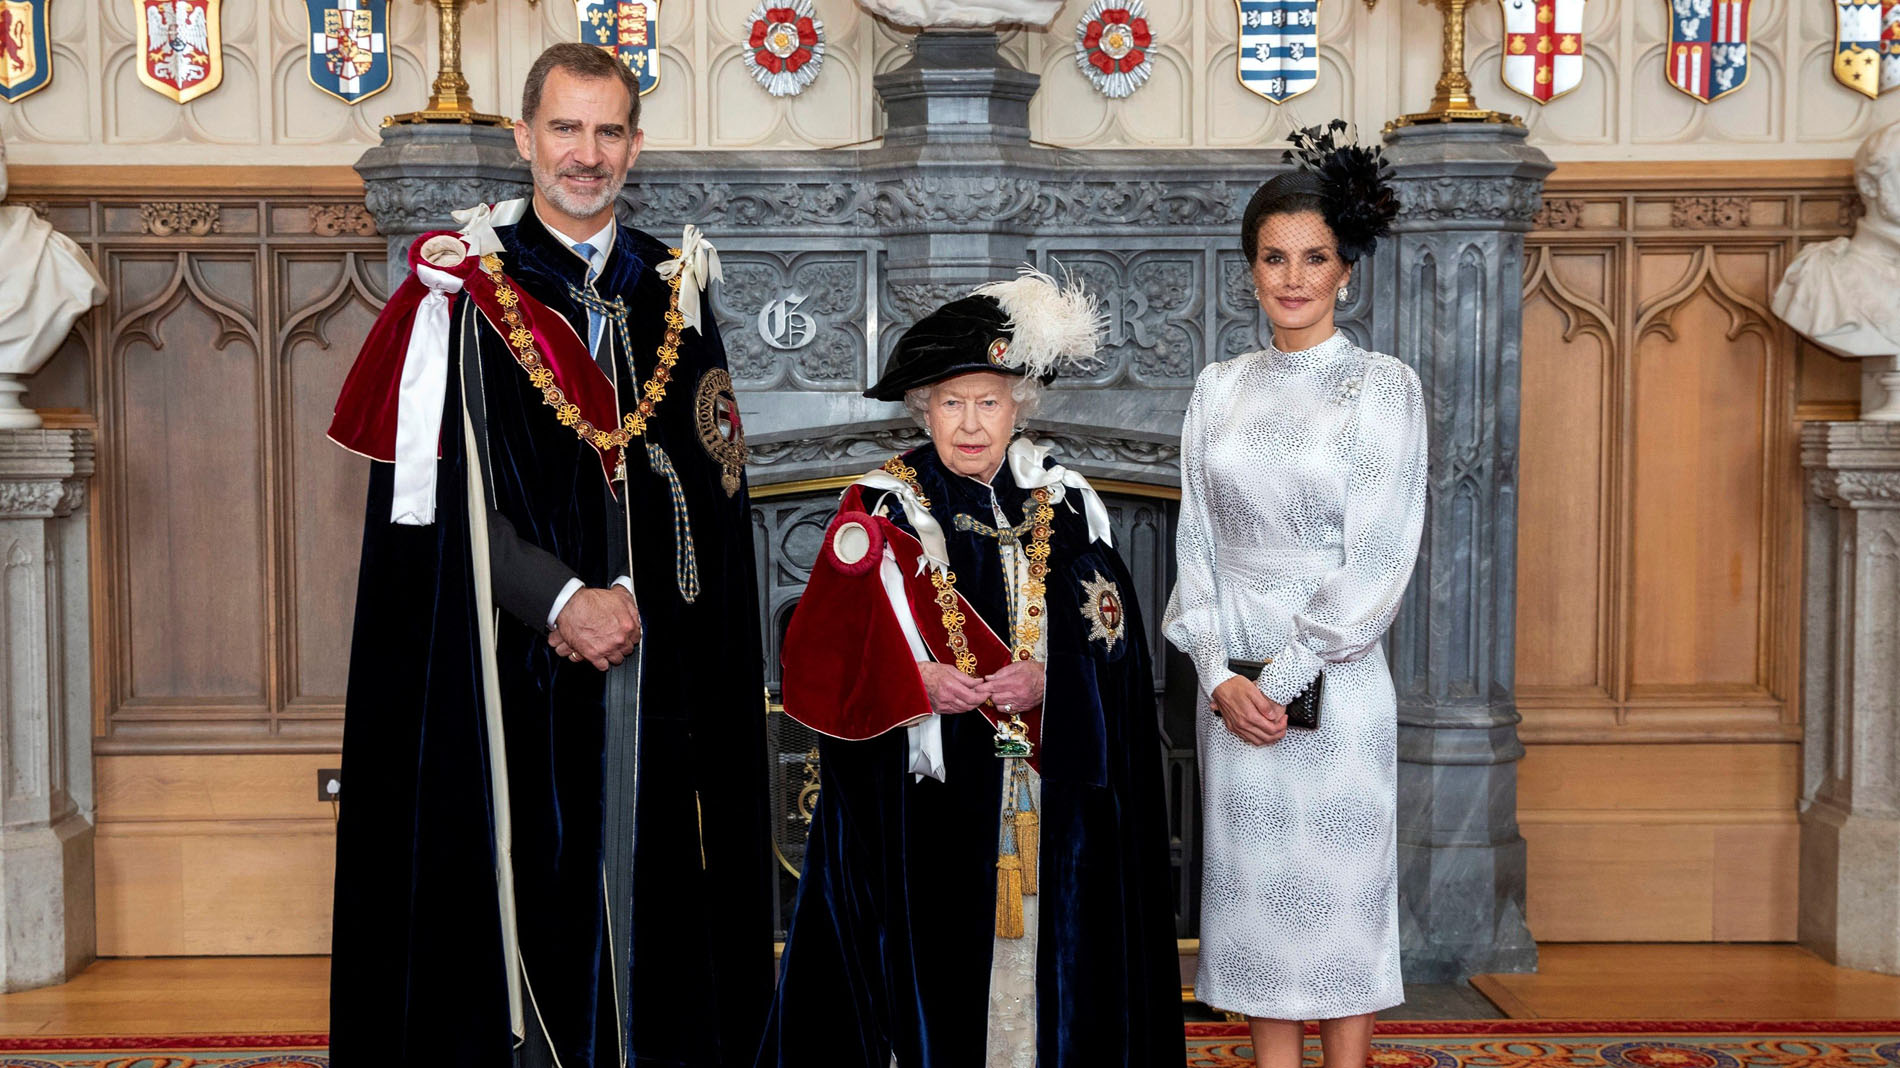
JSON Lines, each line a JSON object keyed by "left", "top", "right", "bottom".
{"left": 904, "top": 376, "right": 1044, "bottom": 430}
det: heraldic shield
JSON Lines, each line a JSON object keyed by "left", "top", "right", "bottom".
{"left": 1500, "top": 0, "right": 1584, "bottom": 103}
{"left": 0, "top": 0, "right": 51, "bottom": 103}
{"left": 306, "top": 0, "right": 389, "bottom": 104}
{"left": 1235, "top": 0, "right": 1319, "bottom": 104}
{"left": 1832, "top": 0, "right": 1899, "bottom": 98}
{"left": 1664, "top": 0, "right": 1750, "bottom": 102}
{"left": 136, "top": 0, "right": 222, "bottom": 103}
{"left": 579, "top": 0, "right": 659, "bottom": 95}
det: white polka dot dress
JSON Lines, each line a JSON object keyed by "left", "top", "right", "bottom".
{"left": 1163, "top": 331, "right": 1427, "bottom": 1021}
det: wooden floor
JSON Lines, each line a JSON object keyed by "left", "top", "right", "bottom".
{"left": 0, "top": 956, "right": 329, "bottom": 1036}
{"left": 3, "top": 945, "right": 1900, "bottom": 1035}
{"left": 1470, "top": 943, "right": 1900, "bottom": 1020}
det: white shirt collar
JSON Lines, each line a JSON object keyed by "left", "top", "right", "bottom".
{"left": 540, "top": 213, "right": 616, "bottom": 278}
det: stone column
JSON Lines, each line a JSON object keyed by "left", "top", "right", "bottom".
{"left": 0, "top": 429, "right": 94, "bottom": 991}
{"left": 1800, "top": 421, "right": 1900, "bottom": 975}
{"left": 867, "top": 30, "right": 1043, "bottom": 341}
{"left": 355, "top": 124, "right": 530, "bottom": 291}
{"left": 1374, "top": 122, "right": 1550, "bottom": 981}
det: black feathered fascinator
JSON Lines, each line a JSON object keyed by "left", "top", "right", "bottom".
{"left": 1283, "top": 119, "right": 1400, "bottom": 263}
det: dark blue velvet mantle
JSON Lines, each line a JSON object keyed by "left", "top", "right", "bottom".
{"left": 329, "top": 211, "right": 775, "bottom": 1067}
{"left": 758, "top": 446, "right": 1185, "bottom": 1066}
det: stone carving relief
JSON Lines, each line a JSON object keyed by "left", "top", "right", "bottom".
{"left": 873, "top": 177, "right": 1042, "bottom": 229}
{"left": 749, "top": 427, "right": 927, "bottom": 468}
{"left": 1811, "top": 469, "right": 1900, "bottom": 506}
{"left": 1027, "top": 179, "right": 1246, "bottom": 229}
{"left": 1394, "top": 177, "right": 1545, "bottom": 225}
{"left": 1216, "top": 251, "right": 1266, "bottom": 360}
{"left": 139, "top": 203, "right": 221, "bottom": 237}
{"left": 710, "top": 252, "right": 867, "bottom": 390}
{"left": 1050, "top": 251, "right": 1202, "bottom": 384}
{"left": 0, "top": 479, "right": 85, "bottom": 518}
{"left": 624, "top": 181, "right": 875, "bottom": 229}
{"left": 364, "top": 178, "right": 532, "bottom": 236}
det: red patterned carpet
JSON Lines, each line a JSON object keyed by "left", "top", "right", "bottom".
{"left": 0, "top": 1022, "right": 1895, "bottom": 1066}
{"left": 1184, "top": 1021, "right": 1900, "bottom": 1068}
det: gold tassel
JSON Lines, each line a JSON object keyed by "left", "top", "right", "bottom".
{"left": 995, "top": 852, "right": 1025, "bottom": 939}
{"left": 1016, "top": 807, "right": 1039, "bottom": 897}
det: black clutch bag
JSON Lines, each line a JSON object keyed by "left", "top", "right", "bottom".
{"left": 1225, "top": 658, "right": 1321, "bottom": 730}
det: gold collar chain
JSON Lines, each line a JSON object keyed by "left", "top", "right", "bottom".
{"left": 880, "top": 456, "right": 1054, "bottom": 668}
{"left": 479, "top": 250, "right": 686, "bottom": 458}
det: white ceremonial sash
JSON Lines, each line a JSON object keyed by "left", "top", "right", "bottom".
{"left": 389, "top": 260, "right": 466, "bottom": 525}
{"left": 460, "top": 366, "right": 526, "bottom": 1043}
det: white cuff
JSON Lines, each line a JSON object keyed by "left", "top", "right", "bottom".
{"left": 612, "top": 576, "right": 633, "bottom": 596}
{"left": 547, "top": 577, "right": 585, "bottom": 628}
{"left": 1257, "top": 639, "right": 1324, "bottom": 706}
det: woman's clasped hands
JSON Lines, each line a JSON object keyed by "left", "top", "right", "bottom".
{"left": 916, "top": 659, "right": 1046, "bottom": 716}
{"left": 1211, "top": 675, "right": 1287, "bottom": 746}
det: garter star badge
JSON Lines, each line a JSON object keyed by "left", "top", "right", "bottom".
{"left": 1664, "top": 0, "right": 1750, "bottom": 103}
{"left": 742, "top": 0, "right": 823, "bottom": 98}
{"left": 136, "top": 0, "right": 222, "bottom": 103}
{"left": 1832, "top": 0, "right": 1899, "bottom": 98}
{"left": 305, "top": 0, "right": 388, "bottom": 105}
{"left": 1500, "top": 0, "right": 1584, "bottom": 103}
{"left": 1080, "top": 571, "right": 1125, "bottom": 654}
{"left": 1235, "top": 0, "right": 1318, "bottom": 104}
{"left": 0, "top": 0, "right": 51, "bottom": 103}
{"left": 579, "top": 0, "right": 659, "bottom": 96}
{"left": 1075, "top": 0, "right": 1153, "bottom": 99}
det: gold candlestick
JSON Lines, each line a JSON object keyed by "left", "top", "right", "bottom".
{"left": 386, "top": 0, "right": 508, "bottom": 126}
{"left": 1390, "top": 0, "right": 1519, "bottom": 128}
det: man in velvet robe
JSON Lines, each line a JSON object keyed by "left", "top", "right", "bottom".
{"left": 761, "top": 279, "right": 1185, "bottom": 1066}
{"left": 326, "top": 43, "right": 772, "bottom": 1068}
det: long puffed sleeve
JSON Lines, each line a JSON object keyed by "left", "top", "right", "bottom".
{"left": 1162, "top": 366, "right": 1238, "bottom": 697}
{"left": 1255, "top": 355, "right": 1427, "bottom": 704}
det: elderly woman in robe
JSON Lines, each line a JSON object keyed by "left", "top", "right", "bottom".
{"left": 757, "top": 271, "right": 1184, "bottom": 1068}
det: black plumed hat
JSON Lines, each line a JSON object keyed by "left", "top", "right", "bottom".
{"left": 1283, "top": 119, "right": 1400, "bottom": 263}
{"left": 864, "top": 269, "right": 1105, "bottom": 402}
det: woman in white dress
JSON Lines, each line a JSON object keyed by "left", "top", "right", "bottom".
{"left": 1163, "top": 122, "right": 1425, "bottom": 1068}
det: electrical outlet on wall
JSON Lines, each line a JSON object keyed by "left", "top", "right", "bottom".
{"left": 318, "top": 768, "right": 342, "bottom": 803}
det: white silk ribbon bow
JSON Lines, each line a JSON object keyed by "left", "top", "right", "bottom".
{"left": 451, "top": 199, "right": 527, "bottom": 257}
{"left": 390, "top": 253, "right": 470, "bottom": 526}
{"left": 654, "top": 224, "right": 722, "bottom": 335}
{"left": 1008, "top": 437, "right": 1114, "bottom": 548}
{"left": 853, "top": 470, "right": 950, "bottom": 575}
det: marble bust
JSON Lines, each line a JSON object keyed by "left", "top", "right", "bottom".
{"left": 0, "top": 129, "right": 107, "bottom": 429}
{"left": 857, "top": 0, "right": 1062, "bottom": 28}
{"left": 1773, "top": 119, "right": 1900, "bottom": 419}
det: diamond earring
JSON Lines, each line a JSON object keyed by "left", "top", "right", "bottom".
{"left": 1336, "top": 287, "right": 1350, "bottom": 302}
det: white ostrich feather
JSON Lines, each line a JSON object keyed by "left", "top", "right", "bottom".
{"left": 970, "top": 265, "right": 1106, "bottom": 379}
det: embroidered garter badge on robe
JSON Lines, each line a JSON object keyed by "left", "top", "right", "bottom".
{"left": 1080, "top": 571, "right": 1124, "bottom": 654}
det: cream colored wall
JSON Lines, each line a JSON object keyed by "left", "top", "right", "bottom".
{"left": 3, "top": 0, "right": 1896, "bottom": 165}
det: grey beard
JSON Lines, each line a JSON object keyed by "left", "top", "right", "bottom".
{"left": 532, "top": 163, "right": 626, "bottom": 222}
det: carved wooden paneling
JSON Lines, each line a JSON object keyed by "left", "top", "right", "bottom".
{"left": 1516, "top": 165, "right": 1857, "bottom": 746}
{"left": 1513, "top": 164, "right": 1859, "bottom": 941}
{"left": 20, "top": 187, "right": 385, "bottom": 751}
{"left": 278, "top": 253, "right": 384, "bottom": 733}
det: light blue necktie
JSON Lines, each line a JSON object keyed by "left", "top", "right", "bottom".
{"left": 572, "top": 241, "right": 608, "bottom": 369}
